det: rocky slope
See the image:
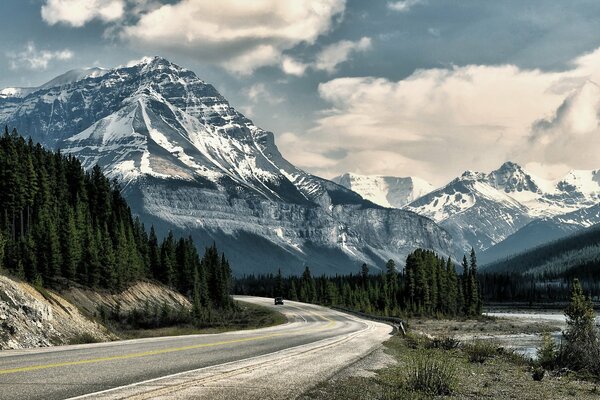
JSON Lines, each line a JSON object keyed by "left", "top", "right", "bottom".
{"left": 0, "top": 274, "right": 191, "bottom": 350}
{"left": 332, "top": 173, "right": 434, "bottom": 208}
{"left": 0, "top": 57, "right": 453, "bottom": 274}
{"left": 0, "top": 275, "right": 111, "bottom": 349}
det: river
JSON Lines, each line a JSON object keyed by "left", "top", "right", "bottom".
{"left": 481, "top": 310, "right": 600, "bottom": 359}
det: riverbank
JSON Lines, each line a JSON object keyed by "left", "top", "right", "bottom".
{"left": 301, "top": 313, "right": 599, "bottom": 399}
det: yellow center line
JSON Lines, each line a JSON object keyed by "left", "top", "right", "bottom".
{"left": 0, "top": 310, "right": 336, "bottom": 376}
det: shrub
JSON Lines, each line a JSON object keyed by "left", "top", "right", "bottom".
{"left": 431, "top": 336, "right": 461, "bottom": 351}
{"left": 463, "top": 340, "right": 497, "bottom": 363}
{"left": 532, "top": 366, "right": 545, "bottom": 381}
{"left": 404, "top": 332, "right": 433, "bottom": 349}
{"left": 69, "top": 332, "right": 101, "bottom": 345}
{"left": 403, "top": 353, "right": 458, "bottom": 396}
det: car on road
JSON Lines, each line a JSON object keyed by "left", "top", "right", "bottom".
{"left": 274, "top": 297, "right": 284, "bottom": 305}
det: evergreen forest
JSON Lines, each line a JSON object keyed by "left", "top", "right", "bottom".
{"left": 0, "top": 128, "right": 233, "bottom": 314}
{"left": 235, "top": 248, "right": 483, "bottom": 318}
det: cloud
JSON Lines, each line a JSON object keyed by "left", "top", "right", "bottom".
{"left": 245, "top": 83, "right": 284, "bottom": 105}
{"left": 41, "top": 0, "right": 125, "bottom": 27}
{"left": 7, "top": 42, "right": 73, "bottom": 70}
{"left": 314, "top": 37, "right": 372, "bottom": 73}
{"left": 240, "top": 83, "right": 284, "bottom": 117}
{"left": 281, "top": 56, "right": 309, "bottom": 76}
{"left": 387, "top": 0, "right": 423, "bottom": 13}
{"left": 276, "top": 47, "right": 600, "bottom": 184}
{"left": 120, "top": 0, "right": 346, "bottom": 75}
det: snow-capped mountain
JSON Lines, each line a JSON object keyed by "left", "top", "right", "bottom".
{"left": 0, "top": 56, "right": 453, "bottom": 274}
{"left": 332, "top": 173, "right": 434, "bottom": 208}
{"left": 406, "top": 161, "right": 600, "bottom": 252}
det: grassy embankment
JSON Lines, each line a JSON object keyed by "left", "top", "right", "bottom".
{"left": 115, "top": 301, "right": 287, "bottom": 339}
{"left": 70, "top": 300, "right": 287, "bottom": 343}
{"left": 302, "top": 316, "right": 599, "bottom": 400}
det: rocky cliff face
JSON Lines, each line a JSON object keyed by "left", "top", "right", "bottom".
{"left": 0, "top": 275, "right": 112, "bottom": 349}
{"left": 0, "top": 274, "right": 191, "bottom": 350}
{"left": 0, "top": 57, "right": 453, "bottom": 274}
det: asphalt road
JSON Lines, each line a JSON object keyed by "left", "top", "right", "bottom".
{"left": 0, "top": 296, "right": 391, "bottom": 400}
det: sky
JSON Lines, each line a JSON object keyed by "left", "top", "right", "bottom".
{"left": 2, "top": 0, "right": 600, "bottom": 186}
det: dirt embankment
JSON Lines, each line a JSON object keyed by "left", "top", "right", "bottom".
{"left": 0, "top": 274, "right": 190, "bottom": 350}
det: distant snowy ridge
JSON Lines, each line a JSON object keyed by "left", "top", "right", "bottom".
{"left": 405, "top": 161, "right": 600, "bottom": 252}
{"left": 0, "top": 67, "right": 108, "bottom": 99}
{"left": 332, "top": 173, "right": 434, "bottom": 208}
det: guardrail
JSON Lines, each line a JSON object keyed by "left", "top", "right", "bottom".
{"left": 331, "top": 306, "right": 406, "bottom": 335}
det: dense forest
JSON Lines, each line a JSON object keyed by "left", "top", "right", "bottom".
{"left": 481, "top": 224, "right": 600, "bottom": 302}
{"left": 0, "top": 128, "right": 232, "bottom": 313}
{"left": 235, "top": 248, "right": 482, "bottom": 318}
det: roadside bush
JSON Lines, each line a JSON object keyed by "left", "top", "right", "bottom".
{"left": 403, "top": 353, "right": 457, "bottom": 395}
{"left": 431, "top": 336, "right": 461, "bottom": 350}
{"left": 536, "top": 332, "right": 558, "bottom": 370}
{"left": 404, "top": 332, "right": 433, "bottom": 349}
{"left": 532, "top": 366, "right": 545, "bottom": 381}
{"left": 463, "top": 340, "right": 498, "bottom": 363}
{"left": 69, "top": 333, "right": 101, "bottom": 345}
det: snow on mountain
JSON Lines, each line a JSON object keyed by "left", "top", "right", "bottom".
{"left": 0, "top": 87, "right": 35, "bottom": 99}
{"left": 405, "top": 161, "right": 600, "bottom": 252}
{"left": 332, "top": 173, "right": 434, "bottom": 208}
{"left": 0, "top": 56, "right": 453, "bottom": 274}
{"left": 39, "top": 67, "right": 108, "bottom": 90}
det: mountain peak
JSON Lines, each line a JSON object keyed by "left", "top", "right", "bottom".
{"left": 487, "top": 161, "right": 540, "bottom": 194}
{"left": 496, "top": 161, "right": 523, "bottom": 172}
{"left": 126, "top": 56, "right": 187, "bottom": 73}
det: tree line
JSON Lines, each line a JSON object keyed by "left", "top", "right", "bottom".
{"left": 235, "top": 248, "right": 482, "bottom": 318}
{"left": 0, "top": 128, "right": 232, "bottom": 313}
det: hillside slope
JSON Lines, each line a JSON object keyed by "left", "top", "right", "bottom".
{"left": 481, "top": 224, "right": 600, "bottom": 276}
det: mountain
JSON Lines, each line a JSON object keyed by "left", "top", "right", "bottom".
{"left": 482, "top": 223, "right": 600, "bottom": 277}
{"left": 479, "top": 219, "right": 582, "bottom": 265}
{"left": 0, "top": 56, "right": 453, "bottom": 275}
{"left": 405, "top": 161, "right": 600, "bottom": 253}
{"left": 332, "top": 173, "right": 434, "bottom": 208}
{"left": 480, "top": 202, "right": 600, "bottom": 265}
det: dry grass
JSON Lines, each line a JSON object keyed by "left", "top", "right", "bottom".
{"left": 301, "top": 322, "right": 599, "bottom": 400}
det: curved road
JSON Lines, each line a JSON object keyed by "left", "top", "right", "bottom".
{"left": 0, "top": 296, "right": 391, "bottom": 400}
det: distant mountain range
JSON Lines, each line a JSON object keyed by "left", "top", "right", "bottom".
{"left": 337, "top": 161, "right": 600, "bottom": 260}
{"left": 481, "top": 223, "right": 600, "bottom": 277}
{"left": 0, "top": 57, "right": 452, "bottom": 275}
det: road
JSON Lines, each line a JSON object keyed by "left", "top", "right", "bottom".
{"left": 0, "top": 296, "right": 392, "bottom": 399}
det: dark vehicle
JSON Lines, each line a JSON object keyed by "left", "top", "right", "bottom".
{"left": 274, "top": 297, "right": 284, "bottom": 305}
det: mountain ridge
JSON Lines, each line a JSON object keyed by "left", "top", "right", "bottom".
{"left": 0, "top": 56, "right": 453, "bottom": 274}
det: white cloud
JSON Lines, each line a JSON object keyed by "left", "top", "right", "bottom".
{"left": 120, "top": 0, "right": 346, "bottom": 75}
{"left": 245, "top": 83, "right": 284, "bottom": 105}
{"left": 277, "top": 48, "right": 600, "bottom": 184}
{"left": 240, "top": 83, "right": 284, "bottom": 118}
{"left": 314, "top": 37, "right": 372, "bottom": 73}
{"left": 281, "top": 56, "right": 309, "bottom": 76}
{"left": 387, "top": 0, "right": 423, "bottom": 13}
{"left": 7, "top": 42, "right": 73, "bottom": 70}
{"left": 41, "top": 0, "right": 125, "bottom": 27}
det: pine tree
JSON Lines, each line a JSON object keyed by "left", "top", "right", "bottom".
{"left": 462, "top": 255, "right": 470, "bottom": 314}
{"left": 275, "top": 268, "right": 284, "bottom": 297}
{"left": 469, "top": 248, "right": 481, "bottom": 315}
{"left": 561, "top": 279, "right": 600, "bottom": 372}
